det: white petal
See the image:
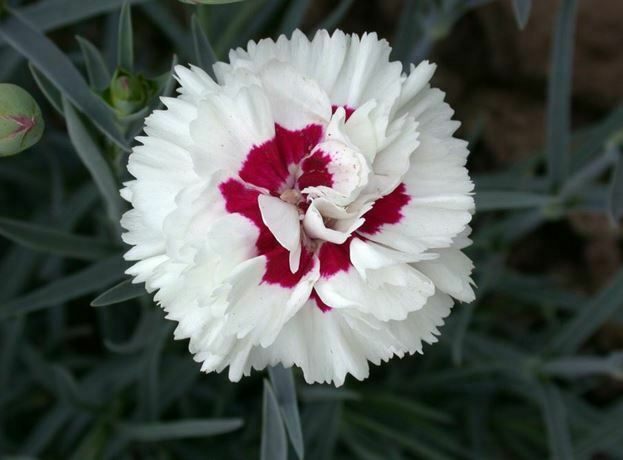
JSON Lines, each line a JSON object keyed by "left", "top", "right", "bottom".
{"left": 416, "top": 248, "right": 475, "bottom": 303}
{"left": 314, "top": 263, "right": 435, "bottom": 321}
{"left": 189, "top": 85, "right": 275, "bottom": 178}
{"left": 259, "top": 61, "right": 332, "bottom": 131}
{"left": 257, "top": 194, "right": 301, "bottom": 272}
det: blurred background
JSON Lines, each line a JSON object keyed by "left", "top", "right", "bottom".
{"left": 1, "top": 0, "right": 622, "bottom": 459}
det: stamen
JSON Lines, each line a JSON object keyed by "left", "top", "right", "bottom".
{"left": 280, "top": 189, "right": 301, "bottom": 205}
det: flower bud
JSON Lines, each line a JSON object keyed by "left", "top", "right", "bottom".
{"left": 105, "top": 69, "right": 155, "bottom": 118}
{"left": 0, "top": 83, "right": 45, "bottom": 157}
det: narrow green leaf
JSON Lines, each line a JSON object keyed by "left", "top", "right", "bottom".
{"left": 191, "top": 14, "right": 218, "bottom": 77}
{"left": 609, "top": 149, "right": 623, "bottom": 223}
{"left": 299, "top": 386, "right": 360, "bottom": 402}
{"left": 0, "top": 256, "right": 126, "bottom": 319}
{"left": 317, "top": 0, "right": 354, "bottom": 30}
{"left": 91, "top": 279, "right": 146, "bottom": 307}
{"left": 546, "top": 0, "right": 578, "bottom": 189}
{"left": 278, "top": 0, "right": 310, "bottom": 36}
{"left": 119, "top": 418, "right": 243, "bottom": 441}
{"left": 29, "top": 63, "right": 63, "bottom": 115}
{"left": 4, "top": 0, "right": 150, "bottom": 41}
{"left": 345, "top": 413, "right": 454, "bottom": 460}
{"left": 117, "top": 2, "right": 133, "bottom": 71}
{"left": 77, "top": 36, "right": 111, "bottom": 91}
{"left": 575, "top": 407, "right": 623, "bottom": 457}
{"left": 542, "top": 352, "right": 623, "bottom": 379}
{"left": 0, "top": 216, "right": 117, "bottom": 260}
{"left": 537, "top": 383, "right": 574, "bottom": 460}
{"left": 0, "top": 9, "right": 127, "bottom": 150}
{"left": 261, "top": 379, "right": 287, "bottom": 460}
{"left": 452, "top": 255, "right": 503, "bottom": 365}
{"left": 570, "top": 105, "right": 623, "bottom": 171}
{"left": 475, "top": 191, "right": 551, "bottom": 211}
{"left": 268, "top": 366, "right": 304, "bottom": 460}
{"left": 548, "top": 269, "right": 623, "bottom": 355}
{"left": 140, "top": 2, "right": 192, "bottom": 60}
{"left": 365, "top": 393, "right": 453, "bottom": 424}
{"left": 104, "top": 308, "right": 159, "bottom": 353}
{"left": 511, "top": 0, "right": 532, "bottom": 29}
{"left": 63, "top": 97, "right": 123, "bottom": 222}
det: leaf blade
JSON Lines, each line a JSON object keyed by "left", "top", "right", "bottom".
{"left": 77, "top": 36, "right": 111, "bottom": 91}
{"left": 91, "top": 279, "right": 146, "bottom": 307}
{"left": 0, "top": 256, "right": 126, "bottom": 319}
{"left": 191, "top": 14, "right": 218, "bottom": 78}
{"left": 548, "top": 269, "right": 623, "bottom": 355}
{"left": 268, "top": 366, "right": 304, "bottom": 459}
{"left": 546, "top": 0, "right": 579, "bottom": 189}
{"left": 119, "top": 419, "right": 243, "bottom": 441}
{"left": 117, "top": 2, "right": 133, "bottom": 71}
{"left": 475, "top": 191, "right": 551, "bottom": 211}
{"left": 537, "top": 383, "right": 574, "bottom": 460}
{"left": 0, "top": 216, "right": 117, "bottom": 260}
{"left": 63, "top": 97, "right": 123, "bottom": 222}
{"left": 511, "top": 0, "right": 532, "bottom": 29}
{"left": 261, "top": 379, "right": 288, "bottom": 460}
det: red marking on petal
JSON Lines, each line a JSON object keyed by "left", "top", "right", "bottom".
{"left": 318, "top": 239, "right": 352, "bottom": 278}
{"left": 239, "top": 139, "right": 289, "bottom": 193}
{"left": 220, "top": 178, "right": 315, "bottom": 288}
{"left": 297, "top": 149, "right": 334, "bottom": 189}
{"left": 263, "top": 246, "right": 315, "bottom": 288}
{"left": 358, "top": 183, "right": 411, "bottom": 235}
{"left": 310, "top": 289, "right": 332, "bottom": 312}
{"left": 331, "top": 105, "right": 355, "bottom": 121}
{"left": 238, "top": 124, "right": 323, "bottom": 193}
{"left": 275, "top": 124, "right": 324, "bottom": 166}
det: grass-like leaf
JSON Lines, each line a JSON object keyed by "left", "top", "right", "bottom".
{"left": 546, "top": 0, "right": 578, "bottom": 189}
{"left": 77, "top": 36, "right": 111, "bottom": 91}
{"left": 608, "top": 149, "right": 623, "bottom": 223}
{"left": 29, "top": 63, "right": 63, "bottom": 115}
{"left": 542, "top": 352, "right": 623, "bottom": 379}
{"left": 537, "top": 383, "right": 574, "bottom": 460}
{"left": 317, "top": 0, "right": 354, "bottom": 30}
{"left": 268, "top": 365, "right": 304, "bottom": 459}
{"left": 0, "top": 256, "right": 126, "bottom": 319}
{"left": 575, "top": 406, "right": 623, "bottom": 458}
{"left": 91, "top": 279, "right": 146, "bottom": 307}
{"left": 117, "top": 2, "right": 133, "bottom": 71}
{"left": 548, "top": 269, "right": 623, "bottom": 355}
{"left": 511, "top": 0, "right": 532, "bottom": 29}
{"left": 570, "top": 105, "right": 623, "bottom": 171}
{"left": 475, "top": 191, "right": 551, "bottom": 211}
{"left": 191, "top": 14, "right": 218, "bottom": 77}
{"left": 345, "top": 412, "right": 454, "bottom": 460}
{"left": 278, "top": 0, "right": 310, "bottom": 36}
{"left": 0, "top": 9, "right": 128, "bottom": 150}
{"left": 63, "top": 97, "right": 123, "bottom": 222}
{"left": 119, "top": 418, "right": 243, "bottom": 441}
{"left": 7, "top": 0, "right": 150, "bottom": 39}
{"left": 261, "top": 379, "right": 287, "bottom": 460}
{"left": 0, "top": 216, "right": 117, "bottom": 260}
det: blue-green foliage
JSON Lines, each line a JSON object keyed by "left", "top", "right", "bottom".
{"left": 0, "top": 0, "right": 622, "bottom": 458}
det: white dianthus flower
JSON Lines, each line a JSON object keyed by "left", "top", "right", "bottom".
{"left": 121, "top": 30, "right": 475, "bottom": 386}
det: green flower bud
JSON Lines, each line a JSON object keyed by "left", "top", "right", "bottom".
{"left": 0, "top": 83, "right": 45, "bottom": 157}
{"left": 105, "top": 69, "right": 156, "bottom": 118}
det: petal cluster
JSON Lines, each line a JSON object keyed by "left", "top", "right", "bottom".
{"left": 121, "top": 30, "right": 475, "bottom": 386}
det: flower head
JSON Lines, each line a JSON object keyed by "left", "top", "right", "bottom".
{"left": 121, "top": 30, "right": 475, "bottom": 386}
